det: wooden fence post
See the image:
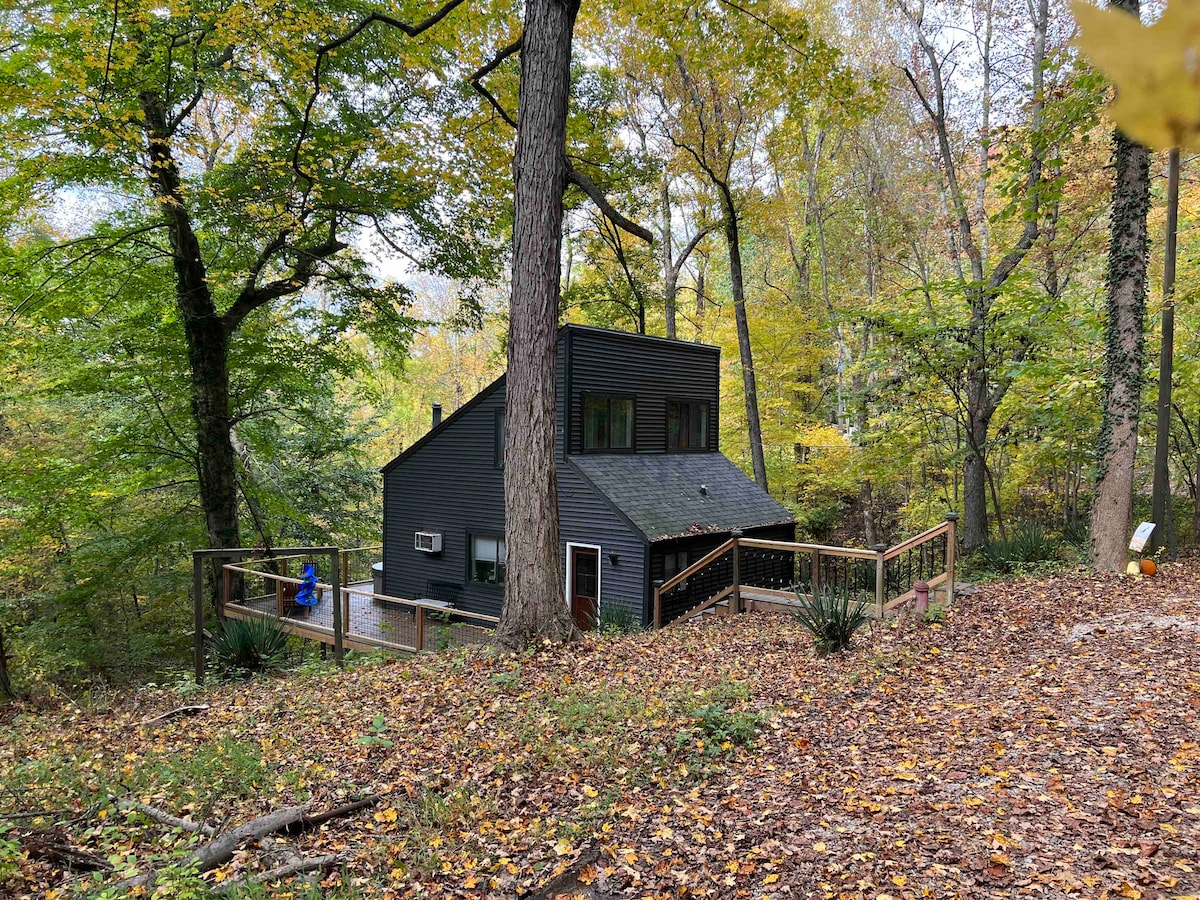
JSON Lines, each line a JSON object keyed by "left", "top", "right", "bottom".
{"left": 811, "top": 547, "right": 821, "bottom": 596}
{"left": 874, "top": 543, "right": 888, "bottom": 618}
{"left": 330, "top": 550, "right": 344, "bottom": 667}
{"left": 653, "top": 580, "right": 663, "bottom": 630}
{"left": 416, "top": 606, "right": 426, "bottom": 651}
{"left": 730, "top": 531, "right": 742, "bottom": 615}
{"left": 945, "top": 513, "right": 958, "bottom": 606}
{"left": 193, "top": 552, "right": 206, "bottom": 686}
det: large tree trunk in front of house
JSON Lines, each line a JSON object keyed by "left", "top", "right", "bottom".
{"left": 141, "top": 91, "right": 241, "bottom": 553}
{"left": 719, "top": 186, "right": 768, "bottom": 491}
{"left": 1090, "top": 28, "right": 1150, "bottom": 571}
{"left": 495, "top": 0, "right": 581, "bottom": 650}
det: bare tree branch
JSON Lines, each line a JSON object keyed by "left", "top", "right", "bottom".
{"left": 469, "top": 34, "right": 522, "bottom": 130}
{"left": 565, "top": 167, "right": 654, "bottom": 244}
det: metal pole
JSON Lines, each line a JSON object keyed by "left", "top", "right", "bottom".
{"left": 1151, "top": 148, "right": 1180, "bottom": 557}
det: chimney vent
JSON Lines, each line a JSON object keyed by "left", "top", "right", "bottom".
{"left": 431, "top": 403, "right": 443, "bottom": 428}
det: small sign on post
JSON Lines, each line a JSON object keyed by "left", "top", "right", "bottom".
{"left": 1129, "top": 522, "right": 1156, "bottom": 553}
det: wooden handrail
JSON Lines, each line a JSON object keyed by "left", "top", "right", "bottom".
{"left": 883, "top": 522, "right": 950, "bottom": 560}
{"left": 657, "top": 538, "right": 736, "bottom": 595}
{"left": 737, "top": 538, "right": 877, "bottom": 559}
{"left": 673, "top": 585, "right": 734, "bottom": 625}
{"left": 339, "top": 585, "right": 501, "bottom": 624}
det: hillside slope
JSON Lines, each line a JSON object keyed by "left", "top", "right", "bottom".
{"left": 3, "top": 566, "right": 1199, "bottom": 898}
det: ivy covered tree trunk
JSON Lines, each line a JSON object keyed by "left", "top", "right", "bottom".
{"left": 1090, "top": 0, "right": 1150, "bottom": 572}
{"left": 0, "top": 626, "right": 14, "bottom": 700}
{"left": 495, "top": 0, "right": 581, "bottom": 650}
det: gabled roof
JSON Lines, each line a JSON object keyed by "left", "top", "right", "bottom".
{"left": 569, "top": 453, "right": 794, "bottom": 542}
{"left": 380, "top": 374, "right": 505, "bottom": 474}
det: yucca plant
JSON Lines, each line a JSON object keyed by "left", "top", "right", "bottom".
{"left": 595, "top": 604, "right": 643, "bottom": 635}
{"left": 208, "top": 616, "right": 289, "bottom": 676}
{"left": 981, "top": 521, "right": 1060, "bottom": 572}
{"left": 789, "top": 586, "right": 871, "bottom": 655}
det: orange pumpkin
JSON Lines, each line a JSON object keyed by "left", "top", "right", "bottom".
{"left": 1139, "top": 559, "right": 1157, "bottom": 576}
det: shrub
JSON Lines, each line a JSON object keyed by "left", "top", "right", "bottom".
{"left": 789, "top": 586, "right": 871, "bottom": 655}
{"left": 595, "top": 604, "right": 643, "bottom": 635}
{"left": 207, "top": 616, "right": 289, "bottom": 677}
{"left": 980, "top": 521, "right": 1060, "bottom": 573}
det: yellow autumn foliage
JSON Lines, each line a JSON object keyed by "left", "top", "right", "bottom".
{"left": 1071, "top": 0, "right": 1200, "bottom": 150}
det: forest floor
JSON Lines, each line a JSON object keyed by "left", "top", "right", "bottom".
{"left": 2, "top": 564, "right": 1200, "bottom": 899}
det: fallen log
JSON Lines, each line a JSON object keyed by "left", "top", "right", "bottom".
{"left": 211, "top": 853, "right": 342, "bottom": 895}
{"left": 111, "top": 794, "right": 382, "bottom": 891}
{"left": 129, "top": 704, "right": 210, "bottom": 728}
{"left": 20, "top": 829, "right": 113, "bottom": 873}
{"left": 118, "top": 800, "right": 218, "bottom": 837}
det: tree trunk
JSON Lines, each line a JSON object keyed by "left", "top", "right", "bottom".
{"left": 495, "top": 0, "right": 581, "bottom": 650}
{"left": 660, "top": 176, "right": 676, "bottom": 339}
{"left": 0, "top": 626, "right": 14, "bottom": 700}
{"left": 141, "top": 91, "right": 241, "bottom": 552}
{"left": 1090, "top": 6, "right": 1150, "bottom": 571}
{"left": 719, "top": 185, "right": 768, "bottom": 491}
{"left": 962, "top": 405, "right": 990, "bottom": 551}
{"left": 1150, "top": 149, "right": 1179, "bottom": 555}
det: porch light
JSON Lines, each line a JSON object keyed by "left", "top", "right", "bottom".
{"left": 608, "top": 552, "right": 620, "bottom": 565}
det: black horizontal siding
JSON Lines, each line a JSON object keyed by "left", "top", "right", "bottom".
{"left": 566, "top": 327, "right": 719, "bottom": 456}
{"left": 383, "top": 384, "right": 507, "bottom": 619}
{"left": 385, "top": 365, "right": 648, "bottom": 621}
{"left": 559, "top": 461, "right": 648, "bottom": 624}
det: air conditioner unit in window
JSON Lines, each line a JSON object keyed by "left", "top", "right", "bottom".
{"left": 414, "top": 531, "right": 443, "bottom": 554}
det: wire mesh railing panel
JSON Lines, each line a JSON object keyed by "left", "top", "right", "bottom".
{"left": 738, "top": 545, "right": 797, "bottom": 592}
{"left": 813, "top": 553, "right": 875, "bottom": 598}
{"left": 340, "top": 547, "right": 383, "bottom": 588}
{"left": 883, "top": 530, "right": 948, "bottom": 601}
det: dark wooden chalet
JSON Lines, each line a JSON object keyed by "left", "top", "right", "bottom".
{"left": 381, "top": 325, "right": 795, "bottom": 629}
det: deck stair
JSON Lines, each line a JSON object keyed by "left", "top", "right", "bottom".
{"left": 653, "top": 518, "right": 958, "bottom": 629}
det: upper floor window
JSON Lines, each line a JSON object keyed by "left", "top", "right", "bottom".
{"left": 667, "top": 400, "right": 709, "bottom": 450}
{"left": 583, "top": 395, "right": 634, "bottom": 451}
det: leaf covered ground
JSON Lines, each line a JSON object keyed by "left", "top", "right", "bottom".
{"left": 2, "top": 565, "right": 1199, "bottom": 899}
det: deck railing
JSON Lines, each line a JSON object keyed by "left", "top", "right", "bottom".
{"left": 653, "top": 515, "right": 958, "bottom": 629}
{"left": 212, "top": 551, "right": 497, "bottom": 666}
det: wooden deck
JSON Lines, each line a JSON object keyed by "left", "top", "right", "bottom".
{"left": 225, "top": 582, "right": 494, "bottom": 653}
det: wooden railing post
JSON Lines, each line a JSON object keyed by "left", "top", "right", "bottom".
{"left": 330, "top": 550, "right": 344, "bottom": 667}
{"left": 276, "top": 558, "right": 287, "bottom": 617}
{"left": 810, "top": 547, "right": 821, "bottom": 596}
{"left": 653, "top": 580, "right": 664, "bottom": 630}
{"left": 730, "top": 530, "right": 742, "bottom": 615}
{"left": 416, "top": 606, "right": 426, "bottom": 651}
{"left": 945, "top": 513, "right": 958, "bottom": 606}
{"left": 193, "top": 553, "right": 206, "bottom": 686}
{"left": 874, "top": 543, "right": 887, "bottom": 618}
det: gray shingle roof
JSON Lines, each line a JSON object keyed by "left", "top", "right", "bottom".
{"left": 569, "top": 453, "right": 794, "bottom": 542}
